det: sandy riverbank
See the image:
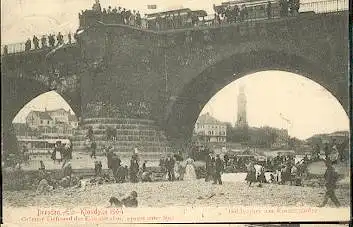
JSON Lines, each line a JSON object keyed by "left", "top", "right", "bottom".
{"left": 3, "top": 179, "right": 350, "bottom": 208}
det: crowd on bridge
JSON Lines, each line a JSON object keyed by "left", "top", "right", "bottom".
{"left": 79, "top": 0, "right": 301, "bottom": 32}
{"left": 2, "top": 31, "right": 76, "bottom": 55}
{"left": 2, "top": 0, "right": 304, "bottom": 55}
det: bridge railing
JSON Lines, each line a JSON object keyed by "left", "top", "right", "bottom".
{"left": 1, "top": 0, "right": 348, "bottom": 56}
{"left": 1, "top": 32, "right": 76, "bottom": 56}
{"left": 299, "top": 0, "right": 348, "bottom": 13}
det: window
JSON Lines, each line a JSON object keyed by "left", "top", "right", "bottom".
{"left": 47, "top": 120, "right": 50, "bottom": 124}
{"left": 40, "top": 120, "right": 43, "bottom": 124}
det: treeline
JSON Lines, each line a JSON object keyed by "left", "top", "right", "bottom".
{"left": 225, "top": 123, "right": 298, "bottom": 149}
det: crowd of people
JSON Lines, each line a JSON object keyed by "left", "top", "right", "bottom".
{"left": 50, "top": 140, "right": 73, "bottom": 163}
{"left": 81, "top": 0, "right": 143, "bottom": 28}
{"left": 79, "top": 0, "right": 302, "bottom": 32}
{"left": 85, "top": 101, "right": 151, "bottom": 119}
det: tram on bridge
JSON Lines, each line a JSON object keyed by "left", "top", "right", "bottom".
{"left": 214, "top": 0, "right": 281, "bottom": 21}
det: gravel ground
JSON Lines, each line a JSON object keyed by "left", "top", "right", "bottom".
{"left": 3, "top": 179, "right": 350, "bottom": 208}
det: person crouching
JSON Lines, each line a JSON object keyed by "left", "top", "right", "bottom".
{"left": 109, "top": 191, "right": 138, "bottom": 207}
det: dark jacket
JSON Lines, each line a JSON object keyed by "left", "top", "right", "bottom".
{"left": 205, "top": 155, "right": 215, "bottom": 170}
{"left": 215, "top": 158, "right": 224, "bottom": 173}
{"left": 324, "top": 166, "right": 338, "bottom": 189}
{"left": 165, "top": 158, "right": 175, "bottom": 170}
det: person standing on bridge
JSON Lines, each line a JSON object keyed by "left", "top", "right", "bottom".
{"left": 33, "top": 35, "right": 40, "bottom": 49}
{"left": 279, "top": 0, "right": 289, "bottom": 17}
{"left": 48, "top": 34, "right": 55, "bottom": 47}
{"left": 25, "top": 38, "right": 31, "bottom": 51}
{"left": 136, "top": 11, "right": 142, "bottom": 28}
{"left": 68, "top": 32, "right": 72, "bottom": 44}
{"left": 92, "top": 0, "right": 102, "bottom": 13}
{"left": 57, "top": 32, "right": 64, "bottom": 45}
{"left": 41, "top": 35, "right": 47, "bottom": 48}
{"left": 267, "top": 1, "right": 272, "bottom": 19}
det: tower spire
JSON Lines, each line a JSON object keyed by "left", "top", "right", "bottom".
{"left": 236, "top": 85, "right": 248, "bottom": 128}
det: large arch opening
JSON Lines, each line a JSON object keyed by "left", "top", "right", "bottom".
{"left": 192, "top": 71, "right": 349, "bottom": 155}
{"left": 164, "top": 50, "right": 348, "bottom": 147}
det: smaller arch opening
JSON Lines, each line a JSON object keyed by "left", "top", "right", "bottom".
{"left": 3, "top": 91, "right": 78, "bottom": 168}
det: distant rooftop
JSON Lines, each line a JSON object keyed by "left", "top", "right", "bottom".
{"left": 29, "top": 111, "right": 53, "bottom": 120}
{"left": 196, "top": 113, "right": 227, "bottom": 125}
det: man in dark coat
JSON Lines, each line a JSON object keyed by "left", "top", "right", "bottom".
{"left": 205, "top": 153, "right": 215, "bottom": 182}
{"left": 213, "top": 154, "right": 224, "bottom": 185}
{"left": 94, "top": 160, "right": 103, "bottom": 176}
{"left": 90, "top": 141, "right": 97, "bottom": 158}
{"left": 165, "top": 155, "right": 175, "bottom": 181}
{"left": 111, "top": 154, "right": 121, "bottom": 182}
{"left": 319, "top": 161, "right": 341, "bottom": 207}
{"left": 117, "top": 165, "right": 126, "bottom": 183}
{"left": 106, "top": 147, "right": 114, "bottom": 170}
{"left": 129, "top": 158, "right": 139, "bottom": 183}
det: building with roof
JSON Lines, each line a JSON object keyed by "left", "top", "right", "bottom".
{"left": 26, "top": 111, "right": 54, "bottom": 128}
{"left": 194, "top": 112, "right": 227, "bottom": 143}
{"left": 25, "top": 108, "right": 78, "bottom": 130}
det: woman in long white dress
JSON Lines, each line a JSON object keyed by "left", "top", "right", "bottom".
{"left": 183, "top": 157, "right": 197, "bottom": 181}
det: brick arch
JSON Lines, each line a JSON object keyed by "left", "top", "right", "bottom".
{"left": 163, "top": 49, "right": 348, "bottom": 145}
{"left": 1, "top": 76, "right": 81, "bottom": 128}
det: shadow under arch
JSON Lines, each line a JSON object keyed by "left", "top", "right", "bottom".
{"left": 2, "top": 76, "right": 81, "bottom": 128}
{"left": 163, "top": 49, "right": 348, "bottom": 146}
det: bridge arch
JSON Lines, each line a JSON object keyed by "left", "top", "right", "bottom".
{"left": 163, "top": 49, "right": 348, "bottom": 145}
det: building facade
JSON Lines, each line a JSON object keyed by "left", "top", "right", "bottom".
{"left": 194, "top": 113, "right": 227, "bottom": 143}
{"left": 25, "top": 109, "right": 78, "bottom": 130}
{"left": 26, "top": 111, "right": 54, "bottom": 128}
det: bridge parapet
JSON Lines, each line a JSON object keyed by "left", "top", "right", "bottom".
{"left": 1, "top": 0, "right": 347, "bottom": 57}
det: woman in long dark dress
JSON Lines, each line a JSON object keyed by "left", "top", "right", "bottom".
{"left": 245, "top": 162, "right": 257, "bottom": 186}
{"left": 257, "top": 166, "right": 267, "bottom": 183}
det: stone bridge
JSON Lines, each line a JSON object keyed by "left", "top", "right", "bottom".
{"left": 1, "top": 11, "right": 349, "bottom": 149}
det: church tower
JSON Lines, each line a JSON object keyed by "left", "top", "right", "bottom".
{"left": 236, "top": 85, "right": 248, "bottom": 128}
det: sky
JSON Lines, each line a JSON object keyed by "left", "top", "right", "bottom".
{"left": 200, "top": 71, "right": 349, "bottom": 140}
